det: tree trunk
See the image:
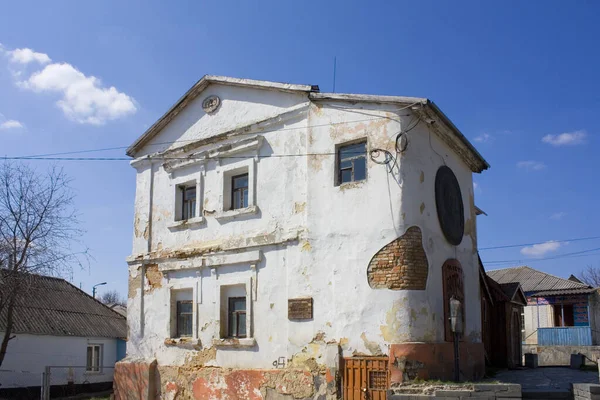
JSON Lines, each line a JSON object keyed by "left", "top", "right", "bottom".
{"left": 0, "top": 291, "right": 17, "bottom": 368}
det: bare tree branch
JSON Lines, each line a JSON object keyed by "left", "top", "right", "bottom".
{"left": 100, "top": 290, "right": 125, "bottom": 306}
{"left": 0, "top": 162, "right": 88, "bottom": 368}
{"left": 579, "top": 264, "right": 600, "bottom": 287}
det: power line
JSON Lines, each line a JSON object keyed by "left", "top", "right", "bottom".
{"left": 3, "top": 151, "right": 371, "bottom": 162}
{"left": 479, "top": 235, "right": 600, "bottom": 251}
{"left": 13, "top": 115, "right": 405, "bottom": 159}
{"left": 483, "top": 246, "right": 600, "bottom": 265}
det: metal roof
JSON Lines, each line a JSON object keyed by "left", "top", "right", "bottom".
{"left": 0, "top": 272, "right": 126, "bottom": 338}
{"left": 531, "top": 288, "right": 597, "bottom": 297}
{"left": 486, "top": 266, "right": 592, "bottom": 294}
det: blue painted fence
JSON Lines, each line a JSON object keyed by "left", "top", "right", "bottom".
{"left": 538, "top": 326, "right": 592, "bottom": 346}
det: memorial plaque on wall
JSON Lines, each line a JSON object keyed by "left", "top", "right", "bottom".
{"left": 288, "top": 298, "right": 313, "bottom": 320}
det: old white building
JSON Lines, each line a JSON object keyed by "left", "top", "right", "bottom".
{"left": 119, "top": 76, "right": 489, "bottom": 400}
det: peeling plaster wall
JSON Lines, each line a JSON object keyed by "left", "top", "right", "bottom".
{"left": 126, "top": 85, "right": 483, "bottom": 393}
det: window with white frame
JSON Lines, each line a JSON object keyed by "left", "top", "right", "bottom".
{"left": 86, "top": 344, "right": 102, "bottom": 372}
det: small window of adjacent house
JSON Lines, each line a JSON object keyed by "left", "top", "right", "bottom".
{"left": 86, "top": 344, "right": 102, "bottom": 372}
{"left": 337, "top": 141, "right": 367, "bottom": 185}
{"left": 181, "top": 186, "right": 196, "bottom": 220}
{"left": 177, "top": 300, "right": 193, "bottom": 337}
{"left": 228, "top": 297, "right": 247, "bottom": 338}
{"left": 231, "top": 174, "right": 249, "bottom": 210}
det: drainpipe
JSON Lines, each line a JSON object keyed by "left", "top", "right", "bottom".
{"left": 561, "top": 301, "right": 565, "bottom": 327}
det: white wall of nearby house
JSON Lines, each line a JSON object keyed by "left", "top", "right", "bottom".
{"left": 126, "top": 82, "right": 482, "bottom": 370}
{"left": 0, "top": 333, "right": 117, "bottom": 389}
{"left": 523, "top": 303, "right": 553, "bottom": 344}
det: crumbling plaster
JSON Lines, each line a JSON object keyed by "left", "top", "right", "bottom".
{"left": 126, "top": 84, "right": 482, "bottom": 383}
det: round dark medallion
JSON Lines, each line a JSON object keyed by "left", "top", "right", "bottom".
{"left": 435, "top": 166, "right": 464, "bottom": 246}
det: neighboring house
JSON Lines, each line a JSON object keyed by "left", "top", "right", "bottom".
{"left": 487, "top": 266, "right": 600, "bottom": 365}
{"left": 480, "top": 261, "right": 527, "bottom": 369}
{"left": 107, "top": 303, "right": 127, "bottom": 317}
{"left": 119, "top": 75, "right": 490, "bottom": 399}
{"left": 0, "top": 272, "right": 127, "bottom": 397}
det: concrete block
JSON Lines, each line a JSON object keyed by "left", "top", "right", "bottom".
{"left": 571, "top": 353, "right": 585, "bottom": 369}
{"left": 524, "top": 353, "right": 538, "bottom": 368}
{"left": 435, "top": 390, "right": 472, "bottom": 396}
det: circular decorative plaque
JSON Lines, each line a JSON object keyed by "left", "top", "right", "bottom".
{"left": 202, "top": 95, "right": 221, "bottom": 113}
{"left": 435, "top": 166, "right": 464, "bottom": 246}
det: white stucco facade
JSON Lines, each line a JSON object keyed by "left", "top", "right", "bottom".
{"left": 123, "top": 76, "right": 488, "bottom": 397}
{"left": 0, "top": 333, "right": 118, "bottom": 389}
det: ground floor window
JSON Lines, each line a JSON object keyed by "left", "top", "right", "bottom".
{"left": 86, "top": 344, "right": 102, "bottom": 372}
{"left": 553, "top": 304, "right": 574, "bottom": 327}
{"left": 228, "top": 297, "right": 247, "bottom": 338}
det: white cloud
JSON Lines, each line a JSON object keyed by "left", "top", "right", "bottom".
{"left": 517, "top": 160, "right": 546, "bottom": 171}
{"left": 0, "top": 119, "right": 24, "bottom": 130}
{"left": 550, "top": 212, "right": 566, "bottom": 220}
{"left": 474, "top": 133, "right": 492, "bottom": 143}
{"left": 8, "top": 48, "right": 51, "bottom": 65}
{"left": 542, "top": 130, "right": 587, "bottom": 146}
{"left": 18, "top": 61, "right": 137, "bottom": 125}
{"left": 520, "top": 241, "right": 562, "bottom": 257}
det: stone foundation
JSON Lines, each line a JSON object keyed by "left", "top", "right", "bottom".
{"left": 389, "top": 342, "right": 485, "bottom": 383}
{"left": 114, "top": 360, "right": 337, "bottom": 400}
{"left": 523, "top": 345, "right": 600, "bottom": 366}
{"left": 574, "top": 384, "right": 600, "bottom": 400}
{"left": 389, "top": 383, "right": 521, "bottom": 399}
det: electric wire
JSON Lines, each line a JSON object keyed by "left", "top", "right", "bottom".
{"left": 479, "top": 235, "right": 600, "bottom": 251}
{"left": 14, "top": 112, "right": 413, "bottom": 159}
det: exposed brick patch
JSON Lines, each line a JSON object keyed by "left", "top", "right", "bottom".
{"left": 145, "top": 264, "right": 162, "bottom": 292}
{"left": 114, "top": 359, "right": 157, "bottom": 400}
{"left": 367, "top": 226, "right": 428, "bottom": 290}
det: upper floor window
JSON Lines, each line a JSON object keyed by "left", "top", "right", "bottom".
{"left": 177, "top": 300, "right": 193, "bottom": 337}
{"left": 231, "top": 174, "right": 249, "bottom": 210}
{"left": 228, "top": 297, "right": 247, "bottom": 338}
{"left": 337, "top": 141, "right": 367, "bottom": 185}
{"left": 181, "top": 185, "right": 196, "bottom": 220}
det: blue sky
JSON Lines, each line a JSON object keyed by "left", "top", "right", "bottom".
{"left": 1, "top": 1, "right": 599, "bottom": 298}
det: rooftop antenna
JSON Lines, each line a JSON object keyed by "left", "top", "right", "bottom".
{"left": 332, "top": 56, "right": 337, "bottom": 93}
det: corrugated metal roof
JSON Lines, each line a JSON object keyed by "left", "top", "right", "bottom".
{"left": 486, "top": 266, "right": 591, "bottom": 294}
{"left": 531, "top": 288, "right": 597, "bottom": 297}
{"left": 0, "top": 272, "right": 126, "bottom": 338}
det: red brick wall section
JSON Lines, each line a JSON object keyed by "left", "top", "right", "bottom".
{"left": 114, "top": 359, "right": 157, "bottom": 400}
{"left": 367, "top": 226, "right": 428, "bottom": 290}
{"left": 389, "top": 342, "right": 485, "bottom": 383}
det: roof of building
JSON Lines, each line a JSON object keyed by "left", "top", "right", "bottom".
{"left": 486, "top": 266, "right": 593, "bottom": 296}
{"left": 126, "top": 75, "right": 489, "bottom": 173}
{"left": 0, "top": 272, "right": 126, "bottom": 339}
{"left": 107, "top": 303, "right": 127, "bottom": 317}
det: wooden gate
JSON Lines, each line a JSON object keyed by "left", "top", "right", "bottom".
{"left": 343, "top": 357, "right": 389, "bottom": 400}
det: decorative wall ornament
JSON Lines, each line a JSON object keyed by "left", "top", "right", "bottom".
{"left": 442, "top": 259, "right": 465, "bottom": 341}
{"left": 435, "top": 166, "right": 464, "bottom": 246}
{"left": 202, "top": 95, "right": 221, "bottom": 114}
